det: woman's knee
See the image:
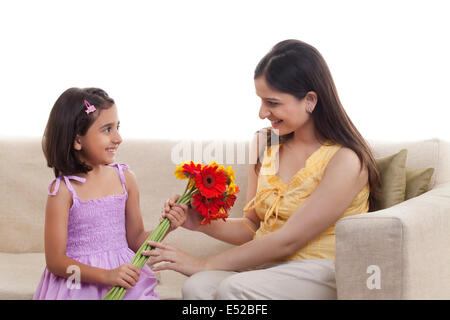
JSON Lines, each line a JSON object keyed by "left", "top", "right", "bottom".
{"left": 216, "top": 275, "right": 246, "bottom": 300}
{"left": 182, "top": 270, "right": 234, "bottom": 300}
{"left": 182, "top": 272, "right": 207, "bottom": 299}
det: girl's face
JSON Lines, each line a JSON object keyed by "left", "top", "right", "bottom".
{"left": 74, "top": 104, "right": 122, "bottom": 166}
{"left": 254, "top": 76, "right": 315, "bottom": 136}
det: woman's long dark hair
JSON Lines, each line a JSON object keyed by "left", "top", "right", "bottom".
{"left": 254, "top": 40, "right": 381, "bottom": 211}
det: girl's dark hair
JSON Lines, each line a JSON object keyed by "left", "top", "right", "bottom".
{"left": 254, "top": 39, "right": 381, "bottom": 211}
{"left": 42, "top": 87, "right": 115, "bottom": 178}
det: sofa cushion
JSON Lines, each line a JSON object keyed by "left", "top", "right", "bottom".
{"left": 0, "top": 252, "right": 183, "bottom": 300}
{"left": 374, "top": 149, "right": 407, "bottom": 211}
{"left": 0, "top": 253, "right": 46, "bottom": 300}
{"left": 405, "top": 167, "right": 435, "bottom": 200}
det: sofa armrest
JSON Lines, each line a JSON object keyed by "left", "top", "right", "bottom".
{"left": 335, "top": 181, "right": 450, "bottom": 299}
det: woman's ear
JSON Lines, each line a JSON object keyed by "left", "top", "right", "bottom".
{"left": 305, "top": 91, "right": 317, "bottom": 113}
{"left": 73, "top": 135, "right": 82, "bottom": 151}
{"left": 305, "top": 91, "right": 318, "bottom": 110}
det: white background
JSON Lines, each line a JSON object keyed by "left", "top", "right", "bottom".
{"left": 1, "top": 0, "right": 449, "bottom": 142}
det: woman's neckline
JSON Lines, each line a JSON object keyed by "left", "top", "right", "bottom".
{"left": 272, "top": 141, "right": 329, "bottom": 186}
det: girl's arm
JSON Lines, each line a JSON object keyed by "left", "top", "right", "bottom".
{"left": 123, "top": 170, "right": 151, "bottom": 252}
{"left": 123, "top": 170, "right": 186, "bottom": 253}
{"left": 44, "top": 182, "right": 126, "bottom": 286}
{"left": 147, "top": 147, "right": 369, "bottom": 275}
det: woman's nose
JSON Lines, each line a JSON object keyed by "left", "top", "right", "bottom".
{"left": 259, "top": 104, "right": 271, "bottom": 120}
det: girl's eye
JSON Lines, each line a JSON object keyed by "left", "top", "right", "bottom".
{"left": 267, "top": 101, "right": 278, "bottom": 106}
{"left": 117, "top": 125, "right": 120, "bottom": 131}
{"left": 104, "top": 127, "right": 111, "bottom": 133}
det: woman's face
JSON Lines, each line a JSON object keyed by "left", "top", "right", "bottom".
{"left": 254, "top": 76, "right": 313, "bottom": 136}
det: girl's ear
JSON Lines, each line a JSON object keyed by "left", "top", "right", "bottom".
{"left": 73, "top": 135, "right": 82, "bottom": 151}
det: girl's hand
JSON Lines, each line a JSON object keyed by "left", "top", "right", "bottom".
{"left": 143, "top": 241, "right": 208, "bottom": 277}
{"left": 104, "top": 264, "right": 141, "bottom": 290}
{"left": 163, "top": 195, "right": 203, "bottom": 231}
{"left": 162, "top": 203, "right": 188, "bottom": 233}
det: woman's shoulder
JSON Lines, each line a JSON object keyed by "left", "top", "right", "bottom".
{"left": 327, "top": 147, "right": 368, "bottom": 182}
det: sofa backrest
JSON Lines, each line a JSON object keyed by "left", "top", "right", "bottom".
{"left": 367, "top": 138, "right": 450, "bottom": 187}
{"left": 0, "top": 137, "right": 448, "bottom": 254}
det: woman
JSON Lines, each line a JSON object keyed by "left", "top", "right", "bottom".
{"left": 143, "top": 39, "right": 381, "bottom": 299}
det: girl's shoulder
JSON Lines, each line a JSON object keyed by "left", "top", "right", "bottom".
{"left": 112, "top": 163, "right": 133, "bottom": 178}
{"left": 110, "top": 163, "right": 138, "bottom": 193}
{"left": 48, "top": 177, "right": 70, "bottom": 195}
{"left": 122, "top": 167, "right": 136, "bottom": 184}
{"left": 47, "top": 176, "right": 73, "bottom": 206}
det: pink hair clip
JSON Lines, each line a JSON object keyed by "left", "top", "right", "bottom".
{"left": 84, "top": 99, "right": 96, "bottom": 114}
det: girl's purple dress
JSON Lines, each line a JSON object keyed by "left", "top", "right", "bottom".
{"left": 33, "top": 163, "right": 159, "bottom": 300}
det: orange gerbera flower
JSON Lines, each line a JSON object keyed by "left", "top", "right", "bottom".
{"left": 195, "top": 164, "right": 228, "bottom": 198}
{"left": 209, "top": 207, "right": 229, "bottom": 222}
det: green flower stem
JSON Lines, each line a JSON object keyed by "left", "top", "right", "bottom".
{"left": 103, "top": 185, "right": 193, "bottom": 300}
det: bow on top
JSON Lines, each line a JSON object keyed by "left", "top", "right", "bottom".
{"left": 243, "top": 185, "right": 288, "bottom": 233}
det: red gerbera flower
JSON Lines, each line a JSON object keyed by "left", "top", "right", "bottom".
{"left": 224, "top": 194, "right": 237, "bottom": 211}
{"left": 191, "top": 193, "right": 225, "bottom": 224}
{"left": 195, "top": 165, "right": 228, "bottom": 198}
{"left": 182, "top": 161, "right": 203, "bottom": 178}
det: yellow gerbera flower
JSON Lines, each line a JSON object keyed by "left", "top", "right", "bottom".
{"left": 174, "top": 162, "right": 189, "bottom": 180}
{"left": 228, "top": 181, "right": 239, "bottom": 195}
{"left": 224, "top": 165, "right": 236, "bottom": 182}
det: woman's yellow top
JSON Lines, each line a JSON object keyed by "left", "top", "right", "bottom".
{"left": 243, "top": 142, "right": 370, "bottom": 263}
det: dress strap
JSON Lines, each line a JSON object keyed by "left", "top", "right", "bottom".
{"left": 110, "top": 163, "right": 129, "bottom": 194}
{"left": 48, "top": 175, "right": 86, "bottom": 196}
{"left": 260, "top": 144, "right": 281, "bottom": 176}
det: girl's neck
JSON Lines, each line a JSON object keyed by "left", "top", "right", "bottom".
{"left": 80, "top": 162, "right": 111, "bottom": 178}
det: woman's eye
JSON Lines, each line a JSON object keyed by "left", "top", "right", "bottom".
{"left": 267, "top": 101, "right": 278, "bottom": 106}
{"left": 104, "top": 127, "right": 111, "bottom": 133}
{"left": 117, "top": 125, "right": 120, "bottom": 131}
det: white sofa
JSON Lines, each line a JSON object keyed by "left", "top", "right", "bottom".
{"left": 0, "top": 137, "right": 449, "bottom": 299}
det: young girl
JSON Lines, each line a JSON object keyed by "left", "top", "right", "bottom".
{"left": 33, "top": 87, "right": 186, "bottom": 300}
{"left": 142, "top": 39, "right": 381, "bottom": 299}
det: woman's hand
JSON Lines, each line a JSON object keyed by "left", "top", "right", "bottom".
{"left": 143, "top": 241, "right": 208, "bottom": 277}
{"left": 163, "top": 194, "right": 203, "bottom": 231}
{"left": 104, "top": 264, "right": 141, "bottom": 290}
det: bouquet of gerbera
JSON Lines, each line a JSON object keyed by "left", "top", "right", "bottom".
{"left": 103, "top": 161, "right": 239, "bottom": 300}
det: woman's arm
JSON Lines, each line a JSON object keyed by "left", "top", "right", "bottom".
{"left": 184, "top": 159, "right": 260, "bottom": 245}
{"left": 205, "top": 147, "right": 369, "bottom": 270}
{"left": 147, "top": 147, "right": 369, "bottom": 275}
{"left": 169, "top": 133, "right": 263, "bottom": 246}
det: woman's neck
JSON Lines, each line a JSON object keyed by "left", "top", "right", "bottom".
{"left": 290, "top": 119, "right": 323, "bottom": 148}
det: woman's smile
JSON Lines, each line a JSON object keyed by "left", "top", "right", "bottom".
{"left": 271, "top": 119, "right": 283, "bottom": 128}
